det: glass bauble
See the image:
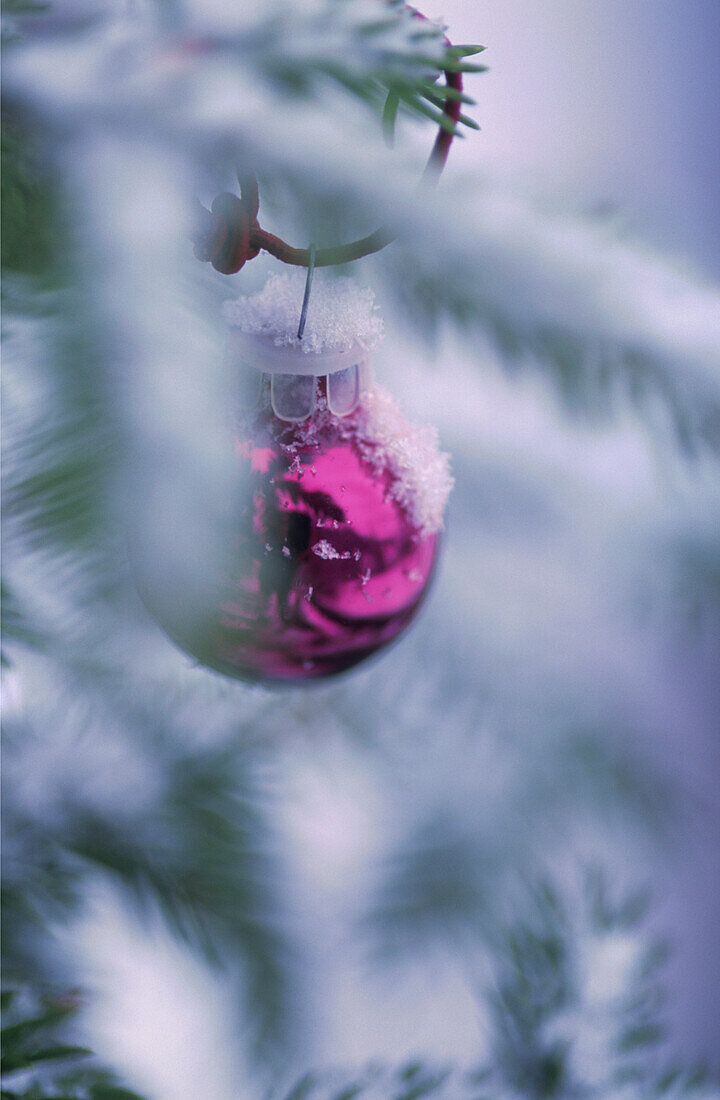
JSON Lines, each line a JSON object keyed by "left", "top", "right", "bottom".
{"left": 136, "top": 276, "right": 452, "bottom": 684}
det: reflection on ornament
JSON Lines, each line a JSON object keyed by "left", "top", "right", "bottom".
{"left": 143, "top": 274, "right": 453, "bottom": 684}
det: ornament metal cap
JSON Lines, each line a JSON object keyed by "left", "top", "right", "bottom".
{"left": 227, "top": 331, "right": 371, "bottom": 422}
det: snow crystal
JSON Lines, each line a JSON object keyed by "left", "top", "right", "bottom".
{"left": 222, "top": 271, "right": 383, "bottom": 354}
{"left": 349, "top": 386, "right": 453, "bottom": 537}
{"left": 312, "top": 539, "right": 351, "bottom": 561}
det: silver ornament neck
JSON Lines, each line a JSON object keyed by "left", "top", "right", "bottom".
{"left": 227, "top": 331, "right": 371, "bottom": 423}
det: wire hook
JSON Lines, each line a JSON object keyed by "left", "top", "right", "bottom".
{"left": 297, "top": 243, "right": 316, "bottom": 339}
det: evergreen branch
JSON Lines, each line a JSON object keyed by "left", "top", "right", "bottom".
{"left": 392, "top": 88, "right": 463, "bottom": 135}
{"left": 374, "top": 187, "right": 720, "bottom": 453}
{"left": 2, "top": 734, "right": 298, "bottom": 1063}
{"left": 418, "top": 80, "right": 477, "bottom": 106}
{"left": 363, "top": 717, "right": 673, "bottom": 965}
{"left": 445, "top": 44, "right": 488, "bottom": 58}
{"left": 3, "top": 0, "right": 482, "bottom": 138}
{"left": 0, "top": 581, "right": 46, "bottom": 664}
{"left": 403, "top": 54, "right": 489, "bottom": 74}
{"left": 419, "top": 88, "right": 479, "bottom": 130}
{"left": 382, "top": 88, "right": 401, "bottom": 144}
{"left": 279, "top": 874, "right": 720, "bottom": 1099}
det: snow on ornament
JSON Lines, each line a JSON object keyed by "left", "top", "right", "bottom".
{"left": 142, "top": 272, "right": 452, "bottom": 684}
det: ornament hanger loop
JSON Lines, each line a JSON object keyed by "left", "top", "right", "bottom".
{"left": 193, "top": 7, "right": 466, "bottom": 276}
{"left": 297, "top": 244, "right": 316, "bottom": 340}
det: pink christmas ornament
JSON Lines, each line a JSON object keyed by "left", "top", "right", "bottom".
{"left": 143, "top": 274, "right": 452, "bottom": 684}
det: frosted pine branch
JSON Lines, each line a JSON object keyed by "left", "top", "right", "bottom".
{"left": 377, "top": 182, "right": 720, "bottom": 449}
{"left": 275, "top": 875, "right": 720, "bottom": 1099}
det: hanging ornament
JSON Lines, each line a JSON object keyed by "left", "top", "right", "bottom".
{"left": 140, "top": 272, "right": 452, "bottom": 683}
{"left": 135, "top": 7, "right": 481, "bottom": 683}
